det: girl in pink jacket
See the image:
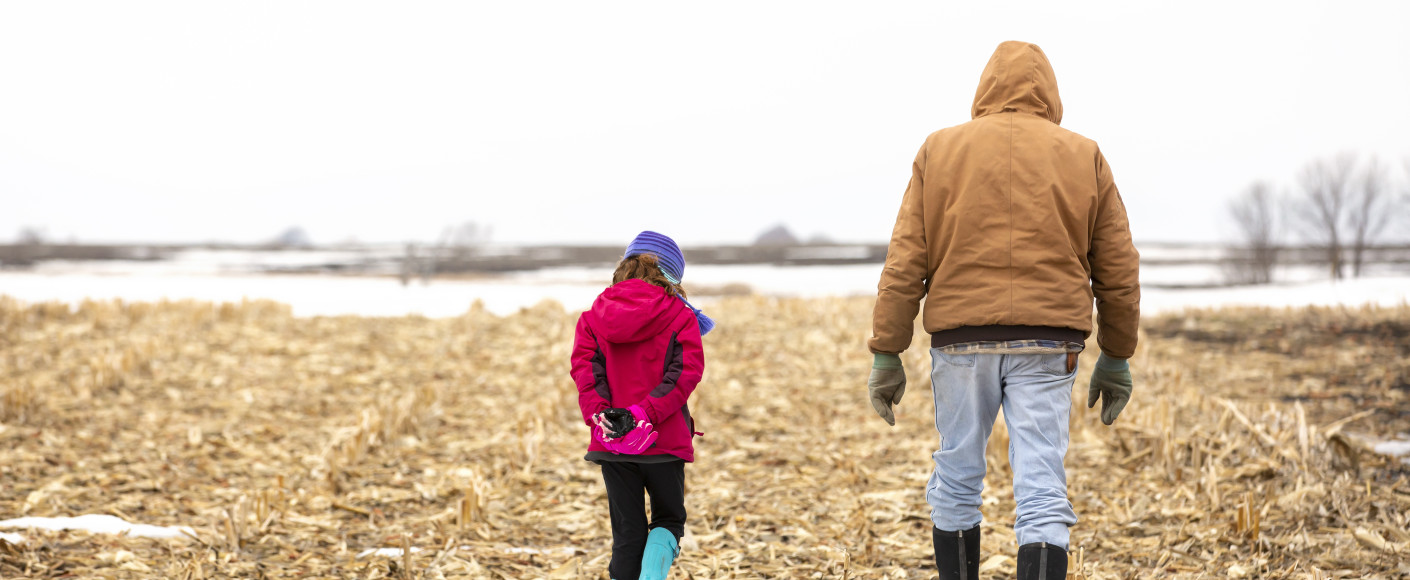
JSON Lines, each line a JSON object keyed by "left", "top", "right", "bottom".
{"left": 570, "top": 231, "right": 712, "bottom": 580}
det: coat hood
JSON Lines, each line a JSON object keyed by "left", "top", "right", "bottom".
{"left": 971, "top": 41, "right": 1062, "bottom": 125}
{"left": 588, "top": 279, "right": 681, "bottom": 343}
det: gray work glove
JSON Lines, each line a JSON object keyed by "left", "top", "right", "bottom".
{"left": 1088, "top": 353, "right": 1133, "bottom": 425}
{"left": 868, "top": 353, "right": 906, "bottom": 426}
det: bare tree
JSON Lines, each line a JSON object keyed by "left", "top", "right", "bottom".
{"left": 1295, "top": 154, "right": 1356, "bottom": 280}
{"left": 1346, "top": 156, "right": 1392, "bottom": 278}
{"left": 442, "top": 222, "right": 491, "bottom": 260}
{"left": 16, "top": 226, "right": 46, "bottom": 246}
{"left": 1226, "top": 181, "right": 1280, "bottom": 284}
{"left": 1403, "top": 158, "right": 1410, "bottom": 210}
{"left": 1395, "top": 157, "right": 1410, "bottom": 242}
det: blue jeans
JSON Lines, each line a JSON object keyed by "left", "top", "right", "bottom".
{"left": 926, "top": 349, "right": 1078, "bottom": 548}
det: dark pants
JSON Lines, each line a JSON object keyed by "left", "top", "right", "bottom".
{"left": 600, "top": 460, "right": 686, "bottom": 580}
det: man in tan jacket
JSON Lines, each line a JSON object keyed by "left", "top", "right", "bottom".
{"left": 866, "top": 41, "right": 1140, "bottom": 580}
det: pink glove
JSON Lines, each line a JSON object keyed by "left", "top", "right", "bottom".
{"left": 592, "top": 406, "right": 658, "bottom": 454}
{"left": 594, "top": 424, "right": 632, "bottom": 454}
{"left": 617, "top": 405, "right": 659, "bottom": 453}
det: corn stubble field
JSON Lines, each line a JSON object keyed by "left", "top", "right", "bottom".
{"left": 0, "top": 295, "right": 1407, "bottom": 579}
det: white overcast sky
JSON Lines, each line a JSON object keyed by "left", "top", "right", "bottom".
{"left": 2, "top": 1, "right": 1407, "bottom": 246}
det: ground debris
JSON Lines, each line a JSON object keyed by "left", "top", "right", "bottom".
{"left": 0, "top": 296, "right": 1405, "bottom": 578}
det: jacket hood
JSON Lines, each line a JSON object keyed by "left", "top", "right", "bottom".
{"left": 971, "top": 41, "right": 1062, "bottom": 125}
{"left": 588, "top": 279, "right": 680, "bottom": 343}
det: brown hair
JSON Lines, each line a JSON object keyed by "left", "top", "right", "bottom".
{"left": 612, "top": 253, "right": 687, "bottom": 299}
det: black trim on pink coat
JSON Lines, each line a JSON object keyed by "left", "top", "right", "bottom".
{"left": 650, "top": 332, "right": 684, "bottom": 399}
{"left": 591, "top": 348, "right": 611, "bottom": 403}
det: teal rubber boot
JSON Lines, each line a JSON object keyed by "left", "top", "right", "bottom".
{"left": 638, "top": 527, "right": 679, "bottom": 580}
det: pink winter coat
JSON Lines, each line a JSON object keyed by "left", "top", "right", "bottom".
{"left": 571, "top": 279, "right": 705, "bottom": 462}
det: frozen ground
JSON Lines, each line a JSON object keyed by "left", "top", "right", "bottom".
{"left": 1, "top": 249, "right": 1407, "bottom": 316}
{"left": 26, "top": 248, "right": 400, "bottom": 276}
{"left": 1141, "top": 275, "right": 1410, "bottom": 313}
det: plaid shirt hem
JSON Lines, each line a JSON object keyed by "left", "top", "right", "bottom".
{"left": 937, "top": 340, "right": 1085, "bottom": 355}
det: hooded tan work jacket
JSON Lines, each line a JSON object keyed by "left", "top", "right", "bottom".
{"left": 868, "top": 41, "right": 1141, "bottom": 359}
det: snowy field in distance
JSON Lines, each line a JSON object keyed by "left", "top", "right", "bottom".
{"left": 1, "top": 249, "right": 1407, "bottom": 317}
{"left": 0, "top": 270, "right": 604, "bottom": 318}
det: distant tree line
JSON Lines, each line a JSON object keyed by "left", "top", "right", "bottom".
{"left": 400, "top": 221, "right": 491, "bottom": 285}
{"left": 1226, "top": 154, "right": 1408, "bottom": 285}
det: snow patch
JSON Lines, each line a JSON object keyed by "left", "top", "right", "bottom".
{"left": 357, "top": 547, "right": 423, "bottom": 558}
{"left": 0, "top": 532, "right": 24, "bottom": 544}
{"left": 0, "top": 515, "right": 194, "bottom": 539}
{"left": 1373, "top": 439, "right": 1410, "bottom": 457}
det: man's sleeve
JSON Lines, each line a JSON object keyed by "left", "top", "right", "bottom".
{"left": 868, "top": 144, "right": 929, "bottom": 355}
{"left": 1089, "top": 148, "right": 1141, "bottom": 359}
{"left": 570, "top": 315, "right": 612, "bottom": 425}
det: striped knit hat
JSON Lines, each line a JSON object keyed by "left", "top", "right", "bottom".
{"left": 623, "top": 231, "right": 715, "bottom": 336}
{"left": 624, "top": 231, "right": 686, "bottom": 284}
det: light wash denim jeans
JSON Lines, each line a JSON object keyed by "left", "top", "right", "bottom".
{"left": 926, "top": 348, "right": 1078, "bottom": 548}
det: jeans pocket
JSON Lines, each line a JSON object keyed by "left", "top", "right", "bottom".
{"left": 1040, "top": 352, "right": 1076, "bottom": 375}
{"left": 933, "top": 349, "right": 976, "bottom": 367}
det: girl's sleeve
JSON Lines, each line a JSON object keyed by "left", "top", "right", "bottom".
{"left": 570, "top": 315, "right": 612, "bottom": 426}
{"left": 637, "top": 313, "right": 704, "bottom": 424}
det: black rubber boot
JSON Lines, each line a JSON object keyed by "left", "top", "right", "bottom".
{"left": 1016, "top": 542, "right": 1067, "bottom": 580}
{"left": 932, "top": 525, "right": 980, "bottom": 580}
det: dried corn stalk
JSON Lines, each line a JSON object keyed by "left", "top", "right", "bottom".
{"left": 0, "top": 297, "right": 1405, "bottom": 578}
